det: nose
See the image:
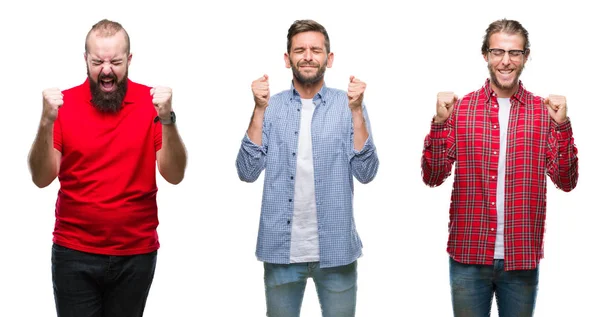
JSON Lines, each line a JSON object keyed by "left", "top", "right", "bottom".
{"left": 101, "top": 63, "right": 113, "bottom": 75}
{"left": 500, "top": 52, "right": 511, "bottom": 65}
{"left": 303, "top": 50, "right": 313, "bottom": 61}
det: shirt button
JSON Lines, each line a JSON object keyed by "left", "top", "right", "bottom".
{"left": 297, "top": 108, "right": 300, "bottom": 112}
{"left": 287, "top": 220, "right": 291, "bottom": 225}
{"left": 292, "top": 152, "right": 296, "bottom": 156}
{"left": 289, "top": 199, "right": 292, "bottom": 202}
{"left": 491, "top": 202, "right": 495, "bottom": 206}
{"left": 493, "top": 151, "right": 497, "bottom": 155}
{"left": 295, "top": 131, "right": 298, "bottom": 135}
{"left": 491, "top": 228, "right": 495, "bottom": 231}
{"left": 493, "top": 125, "right": 497, "bottom": 129}
{"left": 494, "top": 105, "right": 498, "bottom": 108}
{"left": 290, "top": 176, "right": 294, "bottom": 180}
{"left": 491, "top": 176, "right": 496, "bottom": 180}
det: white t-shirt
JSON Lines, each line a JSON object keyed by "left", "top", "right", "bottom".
{"left": 289, "top": 98, "right": 320, "bottom": 263}
{"left": 494, "top": 97, "right": 511, "bottom": 259}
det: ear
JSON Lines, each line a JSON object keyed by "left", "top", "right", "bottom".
{"left": 284, "top": 52, "right": 291, "bottom": 68}
{"left": 523, "top": 49, "right": 530, "bottom": 65}
{"left": 483, "top": 53, "right": 489, "bottom": 63}
{"left": 127, "top": 53, "right": 132, "bottom": 66}
{"left": 326, "top": 52, "right": 334, "bottom": 68}
{"left": 84, "top": 52, "right": 88, "bottom": 62}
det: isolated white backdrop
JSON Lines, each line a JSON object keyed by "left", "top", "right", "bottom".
{"left": 1, "top": 0, "right": 597, "bottom": 316}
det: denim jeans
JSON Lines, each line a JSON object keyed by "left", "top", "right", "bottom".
{"left": 449, "top": 257, "right": 539, "bottom": 317}
{"left": 264, "top": 261, "right": 357, "bottom": 317}
{"left": 51, "top": 243, "right": 157, "bottom": 317}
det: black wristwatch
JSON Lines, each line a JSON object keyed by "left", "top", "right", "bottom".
{"left": 154, "top": 111, "right": 176, "bottom": 125}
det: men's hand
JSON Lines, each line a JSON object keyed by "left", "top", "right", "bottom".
{"left": 348, "top": 76, "right": 366, "bottom": 111}
{"left": 151, "top": 86, "right": 173, "bottom": 120}
{"left": 252, "top": 75, "right": 270, "bottom": 109}
{"left": 434, "top": 92, "right": 458, "bottom": 123}
{"left": 42, "top": 88, "right": 63, "bottom": 124}
{"left": 544, "top": 94, "right": 567, "bottom": 124}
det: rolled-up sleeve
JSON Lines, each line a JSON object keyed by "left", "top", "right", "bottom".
{"left": 350, "top": 104, "right": 378, "bottom": 184}
{"left": 236, "top": 130, "right": 267, "bottom": 183}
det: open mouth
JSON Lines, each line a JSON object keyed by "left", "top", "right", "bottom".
{"left": 99, "top": 76, "right": 117, "bottom": 92}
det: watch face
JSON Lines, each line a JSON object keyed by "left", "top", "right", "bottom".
{"left": 170, "top": 111, "right": 176, "bottom": 123}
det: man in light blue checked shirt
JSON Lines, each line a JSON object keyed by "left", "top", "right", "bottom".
{"left": 236, "top": 20, "right": 378, "bottom": 317}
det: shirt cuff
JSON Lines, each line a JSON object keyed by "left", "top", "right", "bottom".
{"left": 429, "top": 121, "right": 449, "bottom": 139}
{"left": 551, "top": 118, "right": 573, "bottom": 138}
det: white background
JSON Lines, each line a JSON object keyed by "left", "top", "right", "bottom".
{"left": 1, "top": 0, "right": 597, "bottom": 316}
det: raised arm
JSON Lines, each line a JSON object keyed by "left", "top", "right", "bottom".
{"left": 28, "top": 88, "right": 62, "bottom": 188}
{"left": 544, "top": 95, "right": 578, "bottom": 192}
{"left": 236, "top": 75, "right": 270, "bottom": 182}
{"left": 348, "top": 76, "right": 378, "bottom": 184}
{"left": 153, "top": 87, "right": 187, "bottom": 185}
{"left": 421, "top": 92, "right": 458, "bottom": 187}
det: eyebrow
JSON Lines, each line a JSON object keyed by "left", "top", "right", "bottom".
{"left": 293, "top": 46, "right": 323, "bottom": 51}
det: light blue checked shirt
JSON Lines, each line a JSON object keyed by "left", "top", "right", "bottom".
{"left": 236, "top": 83, "right": 379, "bottom": 268}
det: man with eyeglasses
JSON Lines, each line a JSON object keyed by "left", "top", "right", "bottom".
{"left": 421, "top": 19, "right": 578, "bottom": 317}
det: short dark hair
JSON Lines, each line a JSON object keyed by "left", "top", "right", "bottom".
{"left": 481, "top": 19, "right": 530, "bottom": 54}
{"left": 287, "top": 19, "right": 330, "bottom": 54}
{"left": 85, "top": 19, "right": 130, "bottom": 54}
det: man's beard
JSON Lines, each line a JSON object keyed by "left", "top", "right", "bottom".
{"left": 88, "top": 68, "right": 128, "bottom": 113}
{"left": 488, "top": 62, "right": 524, "bottom": 92}
{"left": 290, "top": 59, "right": 326, "bottom": 85}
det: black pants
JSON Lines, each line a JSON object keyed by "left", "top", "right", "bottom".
{"left": 51, "top": 243, "right": 157, "bottom": 317}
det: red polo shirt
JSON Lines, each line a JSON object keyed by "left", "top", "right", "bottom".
{"left": 52, "top": 78, "right": 162, "bottom": 255}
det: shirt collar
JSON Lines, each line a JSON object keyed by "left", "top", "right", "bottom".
{"left": 483, "top": 78, "right": 527, "bottom": 105}
{"left": 289, "top": 81, "right": 329, "bottom": 106}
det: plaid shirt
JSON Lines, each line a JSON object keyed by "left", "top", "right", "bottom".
{"left": 421, "top": 80, "right": 578, "bottom": 271}
{"left": 236, "top": 83, "right": 378, "bottom": 268}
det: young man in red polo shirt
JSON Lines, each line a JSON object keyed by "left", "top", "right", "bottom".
{"left": 27, "top": 19, "right": 187, "bottom": 316}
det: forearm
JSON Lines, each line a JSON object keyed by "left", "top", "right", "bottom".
{"left": 28, "top": 119, "right": 58, "bottom": 188}
{"left": 352, "top": 108, "right": 369, "bottom": 151}
{"left": 349, "top": 107, "right": 378, "bottom": 183}
{"left": 158, "top": 124, "right": 187, "bottom": 184}
{"left": 247, "top": 107, "right": 265, "bottom": 145}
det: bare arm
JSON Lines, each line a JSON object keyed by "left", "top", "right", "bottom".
{"left": 29, "top": 88, "right": 63, "bottom": 188}
{"left": 157, "top": 124, "right": 187, "bottom": 184}
{"left": 151, "top": 86, "right": 187, "bottom": 184}
{"left": 351, "top": 108, "right": 368, "bottom": 151}
{"left": 28, "top": 119, "right": 61, "bottom": 188}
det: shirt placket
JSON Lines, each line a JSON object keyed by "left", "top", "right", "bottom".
{"left": 287, "top": 98, "right": 303, "bottom": 239}
{"left": 487, "top": 94, "right": 501, "bottom": 260}
{"left": 310, "top": 97, "right": 324, "bottom": 261}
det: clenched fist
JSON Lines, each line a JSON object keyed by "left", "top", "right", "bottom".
{"left": 42, "top": 88, "right": 63, "bottom": 124}
{"left": 544, "top": 94, "right": 568, "bottom": 124}
{"left": 348, "top": 76, "right": 366, "bottom": 111}
{"left": 434, "top": 92, "right": 458, "bottom": 123}
{"left": 150, "top": 86, "right": 173, "bottom": 121}
{"left": 252, "top": 74, "right": 270, "bottom": 109}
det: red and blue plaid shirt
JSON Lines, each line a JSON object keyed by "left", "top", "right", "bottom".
{"left": 422, "top": 80, "right": 578, "bottom": 271}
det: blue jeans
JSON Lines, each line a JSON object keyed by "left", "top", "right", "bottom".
{"left": 51, "top": 243, "right": 157, "bottom": 317}
{"left": 264, "top": 261, "right": 357, "bottom": 317}
{"left": 449, "top": 257, "right": 539, "bottom": 317}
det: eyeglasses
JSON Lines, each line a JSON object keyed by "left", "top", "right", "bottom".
{"left": 487, "top": 48, "right": 528, "bottom": 61}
